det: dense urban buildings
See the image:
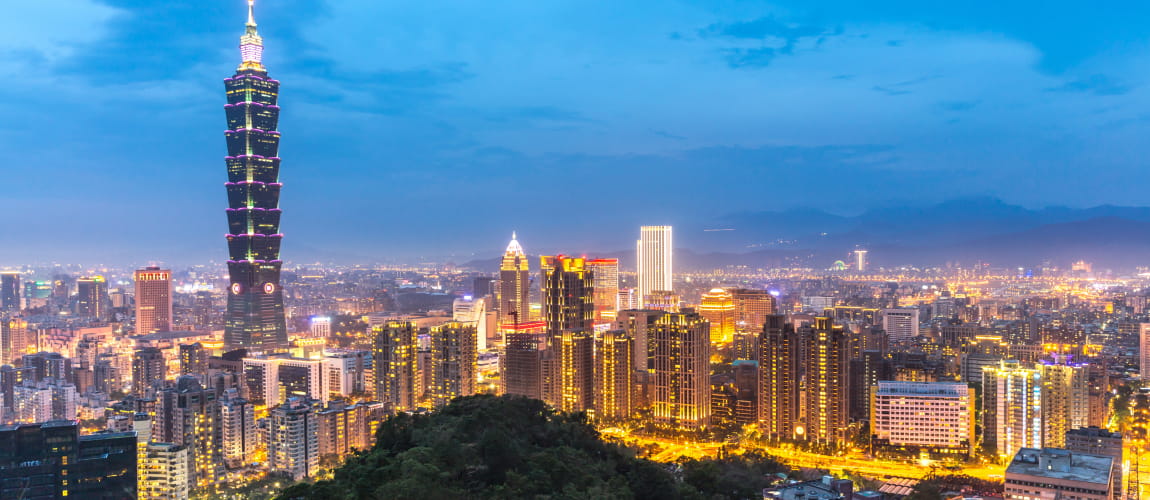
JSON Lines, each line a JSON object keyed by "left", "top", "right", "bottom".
{"left": 636, "top": 225, "right": 672, "bottom": 306}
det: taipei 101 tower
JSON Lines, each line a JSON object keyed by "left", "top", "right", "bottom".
{"left": 222, "top": 0, "right": 287, "bottom": 352}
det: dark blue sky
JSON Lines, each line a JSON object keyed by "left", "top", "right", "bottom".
{"left": 2, "top": 0, "right": 1149, "bottom": 264}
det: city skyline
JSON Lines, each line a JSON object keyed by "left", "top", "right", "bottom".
{"left": 3, "top": 1, "right": 1150, "bottom": 263}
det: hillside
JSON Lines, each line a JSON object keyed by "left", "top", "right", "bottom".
{"left": 275, "top": 395, "right": 785, "bottom": 500}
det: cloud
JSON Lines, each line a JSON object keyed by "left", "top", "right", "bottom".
{"left": 696, "top": 16, "right": 843, "bottom": 68}
{"left": 938, "top": 100, "right": 981, "bottom": 111}
{"left": 1046, "top": 74, "right": 1131, "bottom": 96}
{"left": 721, "top": 47, "right": 778, "bottom": 68}
{"left": 870, "top": 75, "right": 939, "bottom": 96}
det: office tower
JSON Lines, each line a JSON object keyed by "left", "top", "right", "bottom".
{"left": 0, "top": 421, "right": 137, "bottom": 499}
{"left": 587, "top": 258, "right": 619, "bottom": 322}
{"left": 594, "top": 330, "right": 633, "bottom": 421}
{"left": 154, "top": 376, "right": 222, "bottom": 489}
{"left": 0, "top": 271, "right": 19, "bottom": 311}
{"left": 801, "top": 317, "right": 850, "bottom": 445}
{"left": 650, "top": 311, "right": 710, "bottom": 430}
{"left": 317, "top": 401, "right": 386, "bottom": 461}
{"left": 1005, "top": 448, "right": 1113, "bottom": 500}
{"left": 853, "top": 249, "right": 868, "bottom": 272}
{"left": 636, "top": 225, "right": 673, "bottom": 303}
{"left": 134, "top": 267, "right": 172, "bottom": 334}
{"left": 1040, "top": 362, "right": 1089, "bottom": 448}
{"left": 541, "top": 255, "right": 594, "bottom": 406}
{"left": 870, "top": 381, "right": 975, "bottom": 457}
{"left": 133, "top": 347, "right": 166, "bottom": 398}
{"left": 373, "top": 321, "right": 417, "bottom": 412}
{"left": 759, "top": 315, "right": 799, "bottom": 439}
{"left": 983, "top": 360, "right": 1043, "bottom": 458}
{"left": 223, "top": 0, "right": 288, "bottom": 353}
{"left": 140, "top": 442, "right": 190, "bottom": 500}
{"left": 219, "top": 389, "right": 257, "bottom": 469}
{"left": 75, "top": 276, "right": 109, "bottom": 320}
{"left": 698, "top": 288, "right": 736, "bottom": 344}
{"left": 498, "top": 233, "right": 530, "bottom": 327}
{"left": 617, "top": 288, "right": 637, "bottom": 311}
{"left": 1, "top": 316, "right": 30, "bottom": 364}
{"left": 729, "top": 289, "right": 775, "bottom": 332}
{"left": 880, "top": 308, "right": 919, "bottom": 342}
{"left": 268, "top": 398, "right": 319, "bottom": 481}
{"left": 558, "top": 330, "right": 594, "bottom": 413}
{"left": 1141, "top": 323, "right": 1150, "bottom": 381}
{"left": 429, "top": 322, "right": 477, "bottom": 406}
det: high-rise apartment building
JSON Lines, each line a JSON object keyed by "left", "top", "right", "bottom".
{"left": 316, "top": 401, "right": 386, "bottom": 462}
{"left": 75, "top": 276, "right": 108, "bottom": 320}
{"left": 219, "top": 389, "right": 257, "bottom": 469}
{"left": 587, "top": 258, "right": 619, "bottom": 322}
{"left": 268, "top": 398, "right": 319, "bottom": 481}
{"left": 636, "top": 226, "right": 673, "bottom": 304}
{"left": 650, "top": 311, "right": 710, "bottom": 430}
{"left": 154, "top": 376, "right": 222, "bottom": 489}
{"left": 983, "top": 360, "right": 1043, "bottom": 458}
{"left": 500, "top": 320, "right": 545, "bottom": 400}
{"left": 498, "top": 233, "right": 531, "bottom": 327}
{"left": 223, "top": 0, "right": 288, "bottom": 352}
{"left": 373, "top": 321, "right": 417, "bottom": 412}
{"left": 1040, "top": 362, "right": 1089, "bottom": 448}
{"left": 759, "top": 315, "right": 799, "bottom": 440}
{"left": 429, "top": 322, "right": 477, "bottom": 406}
{"left": 558, "top": 330, "right": 594, "bottom": 413}
{"left": 698, "top": 288, "right": 736, "bottom": 344}
{"left": 140, "top": 442, "right": 190, "bottom": 500}
{"left": 0, "top": 316, "right": 29, "bottom": 364}
{"left": 134, "top": 267, "right": 172, "bottom": 334}
{"left": 801, "top": 317, "right": 850, "bottom": 445}
{"left": 1140, "top": 323, "right": 1150, "bottom": 381}
{"left": 132, "top": 347, "right": 166, "bottom": 398}
{"left": 0, "top": 271, "right": 20, "bottom": 311}
{"left": 615, "top": 310, "right": 665, "bottom": 372}
{"left": 594, "top": 330, "right": 633, "bottom": 421}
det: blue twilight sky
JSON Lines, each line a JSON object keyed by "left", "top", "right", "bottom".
{"left": 1, "top": 0, "right": 1149, "bottom": 264}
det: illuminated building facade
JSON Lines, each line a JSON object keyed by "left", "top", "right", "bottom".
{"left": 0, "top": 421, "right": 137, "bottom": 500}
{"left": 140, "top": 442, "right": 190, "bottom": 500}
{"left": 870, "top": 381, "right": 974, "bottom": 457}
{"left": 558, "top": 330, "right": 594, "bottom": 413}
{"left": 729, "top": 288, "right": 775, "bottom": 332}
{"left": 983, "top": 360, "right": 1043, "bottom": 458}
{"left": 637, "top": 225, "right": 673, "bottom": 304}
{"left": 698, "top": 288, "right": 735, "bottom": 344}
{"left": 498, "top": 233, "right": 530, "bottom": 326}
{"left": 219, "top": 390, "right": 257, "bottom": 469}
{"left": 587, "top": 258, "right": 619, "bottom": 322}
{"left": 1039, "top": 362, "right": 1089, "bottom": 448}
{"left": 1140, "top": 323, "right": 1150, "bottom": 381}
{"left": 651, "top": 311, "right": 710, "bottom": 430}
{"left": 223, "top": 0, "right": 288, "bottom": 352}
{"left": 132, "top": 347, "right": 166, "bottom": 398}
{"left": 594, "top": 330, "right": 633, "bottom": 421}
{"left": 317, "top": 401, "right": 386, "bottom": 461}
{"left": 801, "top": 317, "right": 849, "bottom": 444}
{"left": 373, "top": 321, "right": 417, "bottom": 412}
{"left": 880, "top": 308, "right": 919, "bottom": 342}
{"left": 154, "top": 376, "right": 222, "bottom": 489}
{"left": 429, "top": 321, "right": 477, "bottom": 406}
{"left": 75, "top": 276, "right": 108, "bottom": 320}
{"left": 0, "top": 317, "right": 31, "bottom": 365}
{"left": 134, "top": 267, "right": 172, "bottom": 334}
{"left": 268, "top": 398, "right": 318, "bottom": 481}
{"left": 759, "top": 315, "right": 799, "bottom": 439}
{"left": 541, "top": 255, "right": 594, "bottom": 405}
{"left": 500, "top": 321, "right": 545, "bottom": 399}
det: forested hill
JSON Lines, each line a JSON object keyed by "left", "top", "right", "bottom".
{"left": 275, "top": 395, "right": 784, "bottom": 500}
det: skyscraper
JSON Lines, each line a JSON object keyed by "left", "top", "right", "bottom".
{"left": 133, "top": 347, "right": 166, "bottom": 398}
{"left": 498, "top": 233, "right": 530, "bottom": 327}
{"left": 636, "top": 226, "right": 672, "bottom": 305}
{"left": 801, "top": 317, "right": 850, "bottom": 445}
{"left": 594, "top": 330, "right": 633, "bottom": 421}
{"left": 983, "top": 360, "right": 1043, "bottom": 458}
{"left": 650, "top": 310, "right": 710, "bottom": 430}
{"left": 1039, "top": 362, "right": 1089, "bottom": 448}
{"left": 429, "top": 321, "right": 477, "bottom": 406}
{"left": 698, "top": 288, "right": 736, "bottom": 344}
{"left": 558, "top": 330, "right": 594, "bottom": 413}
{"left": 541, "top": 255, "right": 595, "bottom": 406}
{"left": 759, "top": 315, "right": 799, "bottom": 440}
{"left": 75, "top": 276, "right": 109, "bottom": 320}
{"left": 154, "top": 376, "right": 222, "bottom": 489}
{"left": 373, "top": 321, "right": 417, "bottom": 412}
{"left": 134, "top": 267, "right": 172, "bottom": 334}
{"left": 587, "top": 258, "right": 619, "bottom": 322}
{"left": 223, "top": 0, "right": 288, "bottom": 352}
{"left": 0, "top": 271, "right": 20, "bottom": 311}
{"left": 730, "top": 288, "right": 776, "bottom": 332}
{"left": 268, "top": 398, "right": 319, "bottom": 481}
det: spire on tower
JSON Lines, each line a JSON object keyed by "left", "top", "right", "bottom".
{"left": 505, "top": 232, "right": 525, "bottom": 256}
{"left": 238, "top": 0, "right": 265, "bottom": 70}
{"left": 247, "top": 0, "right": 257, "bottom": 27}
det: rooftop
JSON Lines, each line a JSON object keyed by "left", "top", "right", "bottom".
{"left": 1006, "top": 448, "right": 1112, "bottom": 485}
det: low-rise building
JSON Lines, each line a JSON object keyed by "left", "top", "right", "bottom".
{"left": 1004, "top": 448, "right": 1112, "bottom": 500}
